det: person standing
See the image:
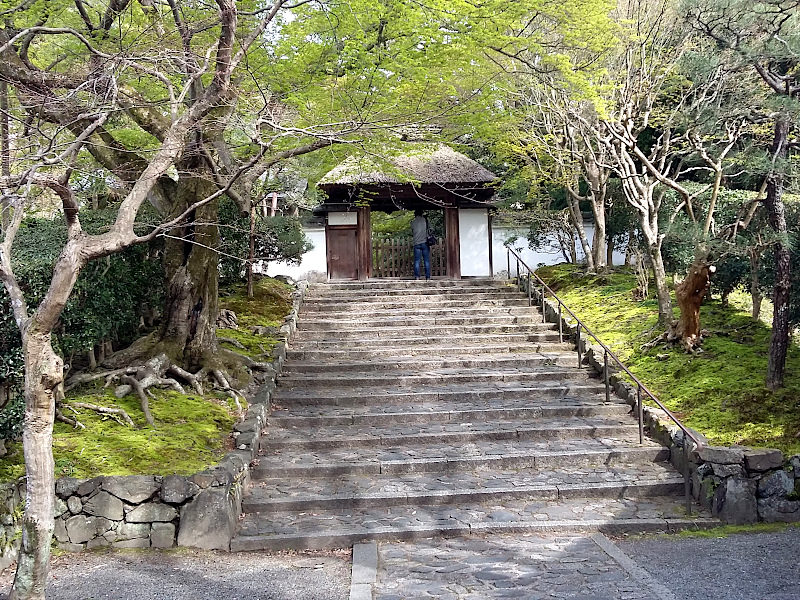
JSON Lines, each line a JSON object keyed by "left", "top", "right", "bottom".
{"left": 411, "top": 209, "right": 431, "bottom": 280}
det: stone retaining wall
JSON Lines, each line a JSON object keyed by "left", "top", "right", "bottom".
{"left": 0, "top": 280, "right": 308, "bottom": 563}
{"left": 528, "top": 279, "right": 800, "bottom": 525}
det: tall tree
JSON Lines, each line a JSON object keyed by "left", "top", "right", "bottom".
{"left": 685, "top": 0, "right": 800, "bottom": 388}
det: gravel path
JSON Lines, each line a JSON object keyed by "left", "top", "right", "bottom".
{"left": 0, "top": 549, "right": 351, "bottom": 600}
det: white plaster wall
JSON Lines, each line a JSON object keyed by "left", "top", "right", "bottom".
{"left": 459, "top": 209, "right": 491, "bottom": 277}
{"left": 492, "top": 224, "right": 627, "bottom": 275}
{"left": 266, "top": 228, "right": 328, "bottom": 280}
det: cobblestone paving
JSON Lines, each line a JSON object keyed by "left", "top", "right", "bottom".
{"left": 374, "top": 534, "right": 660, "bottom": 600}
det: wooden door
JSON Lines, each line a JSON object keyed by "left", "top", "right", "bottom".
{"left": 327, "top": 226, "right": 358, "bottom": 280}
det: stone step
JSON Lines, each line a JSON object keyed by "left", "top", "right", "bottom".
{"left": 272, "top": 382, "right": 608, "bottom": 407}
{"left": 250, "top": 439, "right": 669, "bottom": 478}
{"left": 280, "top": 353, "right": 579, "bottom": 374}
{"left": 232, "top": 495, "right": 716, "bottom": 551}
{"left": 291, "top": 332, "right": 566, "bottom": 348}
{"left": 259, "top": 417, "right": 640, "bottom": 452}
{"left": 310, "top": 279, "right": 499, "bottom": 291}
{"left": 270, "top": 399, "right": 631, "bottom": 427}
{"left": 296, "top": 314, "right": 545, "bottom": 331}
{"left": 277, "top": 366, "right": 592, "bottom": 389}
{"left": 305, "top": 286, "right": 527, "bottom": 304}
{"left": 300, "top": 305, "right": 539, "bottom": 319}
{"left": 243, "top": 463, "right": 683, "bottom": 513}
{"left": 302, "top": 298, "right": 533, "bottom": 311}
{"left": 286, "top": 342, "right": 576, "bottom": 360}
{"left": 295, "top": 323, "right": 553, "bottom": 338}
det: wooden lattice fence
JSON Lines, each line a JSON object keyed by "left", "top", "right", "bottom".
{"left": 372, "top": 237, "right": 446, "bottom": 278}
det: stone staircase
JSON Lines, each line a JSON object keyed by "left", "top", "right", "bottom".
{"left": 232, "top": 279, "right": 713, "bottom": 551}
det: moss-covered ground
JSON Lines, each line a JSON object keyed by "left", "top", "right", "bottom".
{"left": 536, "top": 264, "right": 800, "bottom": 455}
{"left": 0, "top": 277, "right": 293, "bottom": 481}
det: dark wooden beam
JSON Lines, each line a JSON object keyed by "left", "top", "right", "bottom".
{"left": 445, "top": 207, "right": 460, "bottom": 279}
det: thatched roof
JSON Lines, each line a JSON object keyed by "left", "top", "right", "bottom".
{"left": 318, "top": 144, "right": 497, "bottom": 187}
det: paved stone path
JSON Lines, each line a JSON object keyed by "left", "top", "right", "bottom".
{"left": 374, "top": 534, "right": 665, "bottom": 600}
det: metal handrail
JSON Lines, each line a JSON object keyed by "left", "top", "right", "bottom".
{"left": 506, "top": 246, "right": 702, "bottom": 514}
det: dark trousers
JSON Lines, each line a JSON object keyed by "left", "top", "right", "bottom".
{"left": 413, "top": 243, "right": 431, "bottom": 279}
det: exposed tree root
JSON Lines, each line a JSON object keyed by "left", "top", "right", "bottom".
{"left": 56, "top": 407, "right": 85, "bottom": 430}
{"left": 218, "top": 336, "right": 246, "bottom": 350}
{"left": 121, "top": 375, "right": 156, "bottom": 427}
{"left": 69, "top": 402, "right": 135, "bottom": 427}
{"left": 65, "top": 367, "right": 138, "bottom": 392}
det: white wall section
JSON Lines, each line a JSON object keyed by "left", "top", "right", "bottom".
{"left": 459, "top": 209, "right": 491, "bottom": 276}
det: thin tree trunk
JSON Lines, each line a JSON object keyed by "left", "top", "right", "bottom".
{"left": 0, "top": 81, "right": 9, "bottom": 233}
{"left": 763, "top": 118, "right": 791, "bottom": 391}
{"left": 606, "top": 237, "right": 614, "bottom": 267}
{"left": 566, "top": 194, "right": 594, "bottom": 271}
{"left": 649, "top": 242, "right": 673, "bottom": 327}
{"left": 10, "top": 333, "right": 61, "bottom": 600}
{"left": 749, "top": 248, "right": 762, "bottom": 322}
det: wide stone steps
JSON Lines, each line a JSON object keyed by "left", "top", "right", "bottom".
{"left": 271, "top": 381, "right": 609, "bottom": 407}
{"left": 297, "top": 314, "right": 545, "bottom": 330}
{"left": 302, "top": 297, "right": 533, "bottom": 311}
{"left": 300, "top": 305, "right": 539, "bottom": 319}
{"left": 243, "top": 463, "right": 683, "bottom": 513}
{"left": 259, "top": 416, "right": 639, "bottom": 451}
{"left": 292, "top": 332, "right": 564, "bottom": 348}
{"left": 279, "top": 352, "right": 578, "bottom": 374}
{"left": 232, "top": 279, "right": 711, "bottom": 552}
{"left": 232, "top": 495, "right": 715, "bottom": 551}
{"left": 276, "top": 365, "right": 592, "bottom": 389}
{"left": 287, "top": 342, "right": 576, "bottom": 360}
{"left": 250, "top": 438, "right": 669, "bottom": 478}
{"left": 270, "top": 397, "right": 630, "bottom": 426}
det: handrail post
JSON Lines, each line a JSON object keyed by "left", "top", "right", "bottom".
{"left": 576, "top": 324, "right": 582, "bottom": 368}
{"left": 527, "top": 273, "right": 532, "bottom": 306}
{"left": 507, "top": 249, "right": 510, "bottom": 281}
{"left": 637, "top": 385, "right": 644, "bottom": 445}
{"left": 558, "top": 304, "right": 562, "bottom": 343}
{"left": 516, "top": 259, "right": 521, "bottom": 291}
{"left": 604, "top": 351, "right": 610, "bottom": 403}
{"left": 685, "top": 441, "right": 693, "bottom": 516}
{"left": 541, "top": 284, "right": 545, "bottom": 315}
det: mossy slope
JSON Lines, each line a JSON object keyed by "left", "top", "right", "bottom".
{"left": 538, "top": 264, "right": 800, "bottom": 455}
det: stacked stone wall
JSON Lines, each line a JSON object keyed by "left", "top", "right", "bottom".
{"left": 0, "top": 281, "right": 307, "bottom": 561}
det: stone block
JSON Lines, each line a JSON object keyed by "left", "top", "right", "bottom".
{"left": 744, "top": 449, "right": 784, "bottom": 473}
{"left": 103, "top": 476, "right": 159, "bottom": 504}
{"left": 235, "top": 432, "right": 256, "bottom": 448}
{"left": 758, "top": 470, "right": 794, "bottom": 498}
{"left": 55, "top": 477, "right": 82, "bottom": 499}
{"left": 112, "top": 538, "right": 150, "bottom": 549}
{"left": 712, "top": 477, "right": 757, "bottom": 524}
{"left": 65, "top": 515, "right": 112, "bottom": 545}
{"left": 76, "top": 477, "right": 104, "bottom": 498}
{"left": 58, "top": 543, "right": 85, "bottom": 553}
{"left": 150, "top": 522, "right": 176, "bottom": 549}
{"left": 161, "top": 475, "right": 198, "bottom": 505}
{"left": 83, "top": 491, "right": 124, "bottom": 521}
{"left": 695, "top": 446, "right": 745, "bottom": 465}
{"left": 789, "top": 455, "right": 800, "bottom": 474}
{"left": 117, "top": 522, "right": 150, "bottom": 540}
{"left": 54, "top": 517, "right": 69, "bottom": 543}
{"left": 710, "top": 463, "right": 746, "bottom": 478}
{"left": 234, "top": 418, "right": 260, "bottom": 433}
{"left": 177, "top": 486, "right": 237, "bottom": 550}
{"left": 53, "top": 498, "right": 68, "bottom": 519}
{"left": 126, "top": 502, "right": 177, "bottom": 523}
{"left": 67, "top": 496, "right": 82, "bottom": 515}
{"left": 86, "top": 537, "right": 111, "bottom": 550}
{"left": 758, "top": 498, "right": 800, "bottom": 523}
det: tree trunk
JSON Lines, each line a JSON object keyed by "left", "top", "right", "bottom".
{"left": 674, "top": 261, "right": 714, "bottom": 351}
{"left": 606, "top": 237, "right": 614, "bottom": 267}
{"left": 591, "top": 202, "right": 607, "bottom": 272}
{"left": 10, "top": 332, "right": 61, "bottom": 600}
{"left": 157, "top": 175, "right": 221, "bottom": 370}
{"left": 649, "top": 242, "right": 673, "bottom": 327}
{"left": 566, "top": 194, "right": 594, "bottom": 271}
{"left": 748, "top": 248, "right": 762, "bottom": 322}
{"left": 763, "top": 118, "right": 791, "bottom": 391}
